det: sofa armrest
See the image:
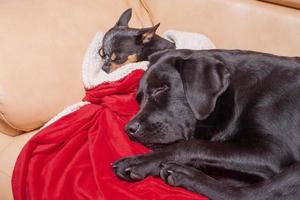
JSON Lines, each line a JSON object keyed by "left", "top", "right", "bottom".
{"left": 0, "top": 130, "right": 37, "bottom": 200}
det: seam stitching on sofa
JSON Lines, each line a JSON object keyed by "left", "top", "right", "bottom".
{"left": 0, "top": 139, "right": 15, "bottom": 155}
{"left": 139, "top": 0, "right": 154, "bottom": 25}
{"left": 0, "top": 112, "right": 24, "bottom": 132}
{"left": 0, "top": 169, "right": 12, "bottom": 178}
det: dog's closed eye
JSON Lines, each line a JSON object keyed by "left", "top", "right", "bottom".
{"left": 151, "top": 85, "right": 169, "bottom": 97}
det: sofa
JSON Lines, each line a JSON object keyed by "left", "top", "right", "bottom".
{"left": 0, "top": 0, "right": 299, "bottom": 199}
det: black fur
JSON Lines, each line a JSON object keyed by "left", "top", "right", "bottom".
{"left": 100, "top": 8, "right": 175, "bottom": 73}
{"left": 113, "top": 49, "right": 300, "bottom": 200}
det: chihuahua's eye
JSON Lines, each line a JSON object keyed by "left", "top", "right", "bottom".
{"left": 111, "top": 53, "right": 117, "bottom": 61}
{"left": 151, "top": 85, "right": 169, "bottom": 97}
{"left": 99, "top": 48, "right": 105, "bottom": 58}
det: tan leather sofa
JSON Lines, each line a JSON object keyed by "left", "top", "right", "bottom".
{"left": 1, "top": 0, "right": 299, "bottom": 199}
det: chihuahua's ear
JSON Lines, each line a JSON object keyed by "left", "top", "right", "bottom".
{"left": 116, "top": 8, "right": 132, "bottom": 26}
{"left": 137, "top": 23, "right": 160, "bottom": 44}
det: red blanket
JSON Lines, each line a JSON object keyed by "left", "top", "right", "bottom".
{"left": 12, "top": 69, "right": 207, "bottom": 200}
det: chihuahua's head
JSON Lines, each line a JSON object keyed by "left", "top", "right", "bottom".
{"left": 99, "top": 8, "right": 175, "bottom": 73}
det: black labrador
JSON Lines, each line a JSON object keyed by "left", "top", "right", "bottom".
{"left": 113, "top": 49, "right": 300, "bottom": 200}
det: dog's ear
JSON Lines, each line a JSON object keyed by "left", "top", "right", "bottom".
{"left": 115, "top": 8, "right": 132, "bottom": 26}
{"left": 148, "top": 49, "right": 171, "bottom": 64}
{"left": 176, "top": 56, "right": 230, "bottom": 120}
{"left": 136, "top": 23, "right": 160, "bottom": 44}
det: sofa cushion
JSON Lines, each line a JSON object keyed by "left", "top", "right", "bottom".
{"left": 1, "top": 0, "right": 300, "bottom": 134}
{"left": 150, "top": 0, "right": 300, "bottom": 56}
{"left": 0, "top": 0, "right": 152, "bottom": 133}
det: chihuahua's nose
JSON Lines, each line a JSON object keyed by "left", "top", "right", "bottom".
{"left": 125, "top": 122, "right": 141, "bottom": 136}
{"left": 102, "top": 64, "right": 111, "bottom": 73}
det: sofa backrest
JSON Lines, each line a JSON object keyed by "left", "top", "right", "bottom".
{"left": 0, "top": 0, "right": 299, "bottom": 135}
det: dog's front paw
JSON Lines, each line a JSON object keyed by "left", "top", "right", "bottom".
{"left": 113, "top": 154, "right": 162, "bottom": 182}
{"left": 159, "top": 162, "right": 198, "bottom": 188}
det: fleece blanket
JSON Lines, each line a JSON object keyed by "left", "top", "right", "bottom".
{"left": 12, "top": 30, "right": 215, "bottom": 200}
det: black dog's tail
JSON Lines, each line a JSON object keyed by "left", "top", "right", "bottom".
{"left": 190, "top": 162, "right": 300, "bottom": 200}
{"left": 236, "top": 162, "right": 300, "bottom": 200}
{"left": 209, "top": 162, "right": 300, "bottom": 200}
{"left": 294, "top": 57, "right": 300, "bottom": 63}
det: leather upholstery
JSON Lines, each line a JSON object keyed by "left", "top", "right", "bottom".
{"left": 150, "top": 0, "right": 300, "bottom": 56}
{"left": 261, "top": 0, "right": 300, "bottom": 9}
{"left": 0, "top": 130, "right": 37, "bottom": 199}
{"left": 0, "top": 0, "right": 146, "bottom": 134}
{"left": 0, "top": 0, "right": 299, "bottom": 199}
{"left": 1, "top": 0, "right": 300, "bottom": 135}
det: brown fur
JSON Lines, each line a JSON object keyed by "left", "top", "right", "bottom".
{"left": 110, "top": 54, "right": 138, "bottom": 72}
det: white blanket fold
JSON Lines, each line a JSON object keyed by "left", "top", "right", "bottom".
{"left": 42, "top": 30, "right": 215, "bottom": 129}
{"left": 82, "top": 30, "right": 215, "bottom": 89}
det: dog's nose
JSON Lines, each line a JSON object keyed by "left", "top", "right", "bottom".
{"left": 125, "top": 122, "right": 141, "bottom": 136}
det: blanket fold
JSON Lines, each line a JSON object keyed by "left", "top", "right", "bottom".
{"left": 12, "top": 30, "right": 213, "bottom": 200}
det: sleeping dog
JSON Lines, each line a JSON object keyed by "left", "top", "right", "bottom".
{"left": 99, "top": 8, "right": 174, "bottom": 73}
{"left": 113, "top": 49, "right": 300, "bottom": 200}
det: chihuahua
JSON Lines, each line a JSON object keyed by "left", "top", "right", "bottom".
{"left": 99, "top": 8, "right": 175, "bottom": 73}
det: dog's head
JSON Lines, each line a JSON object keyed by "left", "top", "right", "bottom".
{"left": 100, "top": 8, "right": 175, "bottom": 73}
{"left": 125, "top": 49, "right": 230, "bottom": 149}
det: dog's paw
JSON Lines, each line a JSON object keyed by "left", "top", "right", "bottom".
{"left": 113, "top": 154, "right": 161, "bottom": 182}
{"left": 159, "top": 162, "right": 196, "bottom": 187}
